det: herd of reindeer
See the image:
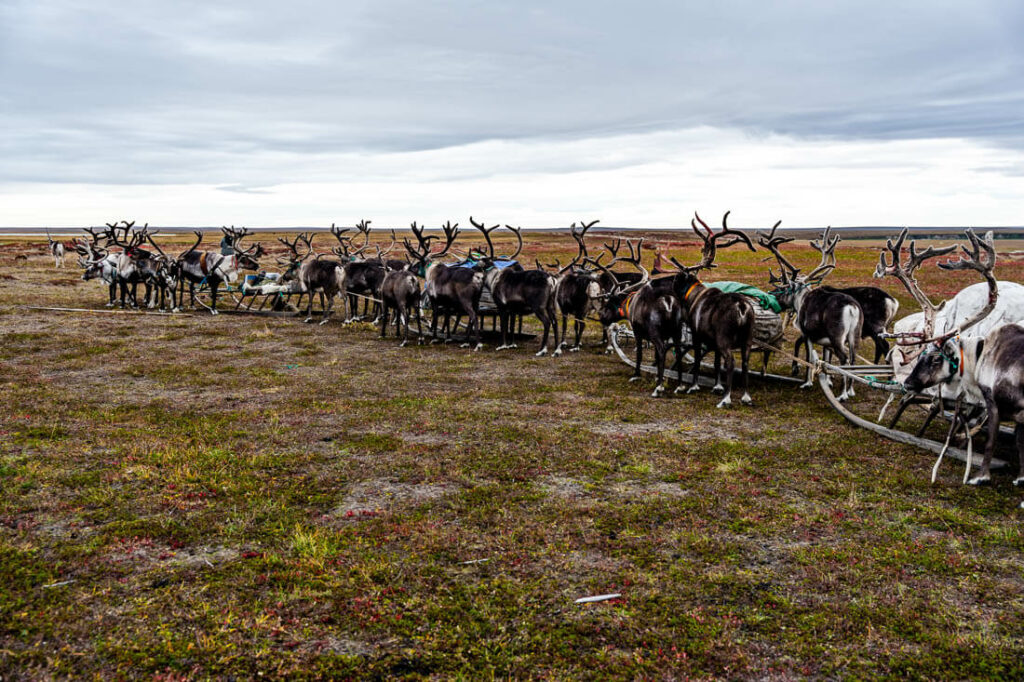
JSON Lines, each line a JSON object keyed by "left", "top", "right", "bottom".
{"left": 43, "top": 213, "right": 1024, "bottom": 492}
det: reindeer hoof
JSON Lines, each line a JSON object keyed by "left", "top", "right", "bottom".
{"left": 535, "top": 348, "right": 548, "bottom": 357}
{"left": 552, "top": 349, "right": 562, "bottom": 357}
{"left": 651, "top": 385, "right": 664, "bottom": 398}
{"left": 711, "top": 384, "right": 725, "bottom": 395}
{"left": 473, "top": 343, "right": 483, "bottom": 352}
{"left": 303, "top": 317, "right": 314, "bottom": 323}
{"left": 799, "top": 381, "right": 813, "bottom": 389}
{"left": 570, "top": 346, "right": 582, "bottom": 353}
{"left": 674, "top": 385, "right": 686, "bottom": 394}
{"left": 605, "top": 346, "right": 613, "bottom": 355}
{"left": 686, "top": 385, "right": 700, "bottom": 394}
{"left": 628, "top": 376, "right": 641, "bottom": 383}
{"left": 1013, "top": 477, "right": 1024, "bottom": 487}
{"left": 319, "top": 319, "right": 330, "bottom": 326}
{"left": 459, "top": 342, "right": 470, "bottom": 348}
{"left": 741, "top": 393, "right": 753, "bottom": 406}
{"left": 966, "top": 475, "right": 991, "bottom": 486}
{"left": 716, "top": 396, "right": 732, "bottom": 409}
{"left": 210, "top": 309, "right": 218, "bottom": 316}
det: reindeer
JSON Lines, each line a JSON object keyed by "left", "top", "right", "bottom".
{"left": 474, "top": 222, "right": 558, "bottom": 355}
{"left": 662, "top": 212, "right": 758, "bottom": 407}
{"left": 75, "top": 228, "right": 120, "bottom": 306}
{"left": 331, "top": 221, "right": 394, "bottom": 322}
{"left": 592, "top": 236, "right": 649, "bottom": 351}
{"left": 102, "top": 221, "right": 161, "bottom": 309}
{"left": 141, "top": 232, "right": 181, "bottom": 311}
{"left": 552, "top": 220, "right": 604, "bottom": 356}
{"left": 277, "top": 233, "right": 348, "bottom": 324}
{"left": 760, "top": 225, "right": 863, "bottom": 401}
{"left": 176, "top": 227, "right": 264, "bottom": 314}
{"left": 894, "top": 231, "right": 1019, "bottom": 487}
{"left": 589, "top": 239, "right": 688, "bottom": 397}
{"left": 46, "top": 229, "right": 65, "bottom": 268}
{"left": 876, "top": 229, "right": 1006, "bottom": 448}
{"left": 759, "top": 222, "right": 899, "bottom": 364}
{"left": 403, "top": 221, "right": 485, "bottom": 348}
{"left": 379, "top": 256, "right": 422, "bottom": 346}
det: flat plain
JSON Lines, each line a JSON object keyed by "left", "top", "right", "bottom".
{"left": 2, "top": 231, "right": 1024, "bottom": 680}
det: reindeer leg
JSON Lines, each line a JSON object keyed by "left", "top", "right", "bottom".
{"left": 630, "top": 333, "right": 643, "bottom": 382}
{"left": 792, "top": 334, "right": 804, "bottom": 376}
{"left": 687, "top": 343, "right": 706, "bottom": 394}
{"left": 716, "top": 348, "right": 736, "bottom": 408}
{"left": 800, "top": 340, "right": 815, "bottom": 389}
{"left": 1014, "top": 424, "right": 1024, "bottom": 488}
{"left": 651, "top": 337, "right": 666, "bottom": 397}
{"left": 967, "top": 389, "right": 998, "bottom": 485}
{"left": 304, "top": 289, "right": 314, "bottom": 323}
{"left": 320, "top": 292, "right": 335, "bottom": 325}
{"left": 711, "top": 351, "right": 725, "bottom": 394}
{"left": 873, "top": 333, "right": 889, "bottom": 365}
{"left": 496, "top": 308, "right": 510, "bottom": 350}
{"left": 740, "top": 346, "right": 753, "bottom": 406}
{"left": 535, "top": 307, "right": 550, "bottom": 357}
{"left": 554, "top": 313, "right": 567, "bottom": 356}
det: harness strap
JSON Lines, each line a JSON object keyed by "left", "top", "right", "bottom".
{"left": 618, "top": 291, "right": 638, "bottom": 320}
{"left": 683, "top": 281, "right": 701, "bottom": 302}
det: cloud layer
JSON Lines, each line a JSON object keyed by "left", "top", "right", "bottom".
{"left": 2, "top": 1, "right": 1023, "bottom": 225}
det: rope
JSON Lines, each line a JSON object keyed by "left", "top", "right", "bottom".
{"left": 751, "top": 338, "right": 905, "bottom": 393}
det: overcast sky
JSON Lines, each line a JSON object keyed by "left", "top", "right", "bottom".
{"left": 2, "top": 0, "right": 1023, "bottom": 227}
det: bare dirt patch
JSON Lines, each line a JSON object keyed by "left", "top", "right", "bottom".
{"left": 333, "top": 479, "right": 459, "bottom": 517}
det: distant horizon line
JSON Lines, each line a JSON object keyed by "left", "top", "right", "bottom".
{"left": 4, "top": 225, "right": 1024, "bottom": 235}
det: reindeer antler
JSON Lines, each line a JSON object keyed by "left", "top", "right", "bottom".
{"left": 935, "top": 229, "right": 998, "bottom": 338}
{"left": 756, "top": 220, "right": 798, "bottom": 285}
{"left": 805, "top": 226, "right": 841, "bottom": 283}
{"left": 669, "top": 210, "right": 755, "bottom": 273}
{"left": 874, "top": 227, "right": 959, "bottom": 339}
{"left": 502, "top": 225, "right": 524, "bottom": 261}
{"left": 585, "top": 236, "right": 648, "bottom": 295}
{"left": 469, "top": 216, "right": 500, "bottom": 260}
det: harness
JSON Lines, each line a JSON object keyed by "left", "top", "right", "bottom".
{"left": 618, "top": 291, "right": 639, "bottom": 320}
{"left": 683, "top": 281, "right": 701, "bottom": 303}
{"left": 935, "top": 336, "right": 964, "bottom": 378}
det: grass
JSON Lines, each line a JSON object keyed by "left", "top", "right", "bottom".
{"left": 1, "top": 231, "right": 1024, "bottom": 679}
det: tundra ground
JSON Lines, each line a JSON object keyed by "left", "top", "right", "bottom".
{"left": 2, "top": 232, "right": 1024, "bottom": 679}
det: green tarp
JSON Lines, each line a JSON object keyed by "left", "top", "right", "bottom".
{"left": 707, "top": 281, "right": 782, "bottom": 313}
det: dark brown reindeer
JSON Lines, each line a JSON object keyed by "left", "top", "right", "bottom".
{"left": 590, "top": 238, "right": 688, "bottom": 398}
{"left": 665, "top": 211, "right": 758, "bottom": 407}
{"left": 759, "top": 221, "right": 899, "bottom": 364}
{"left": 277, "top": 233, "right": 348, "bottom": 324}
{"left": 552, "top": 220, "right": 604, "bottom": 355}
{"left": 404, "top": 221, "right": 486, "bottom": 349}
{"left": 476, "top": 222, "right": 559, "bottom": 356}
{"left": 379, "top": 251, "right": 423, "bottom": 346}
{"left": 761, "top": 225, "right": 862, "bottom": 401}
{"left": 331, "top": 221, "right": 397, "bottom": 323}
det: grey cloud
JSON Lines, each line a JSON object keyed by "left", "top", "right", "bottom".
{"left": 2, "top": 0, "right": 1023, "bottom": 185}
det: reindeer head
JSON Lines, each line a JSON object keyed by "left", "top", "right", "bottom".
{"left": 584, "top": 237, "right": 648, "bottom": 324}
{"left": 659, "top": 211, "right": 756, "bottom": 302}
{"left": 894, "top": 229, "right": 997, "bottom": 390}
{"left": 757, "top": 222, "right": 839, "bottom": 310}
{"left": 403, "top": 221, "right": 458, "bottom": 277}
